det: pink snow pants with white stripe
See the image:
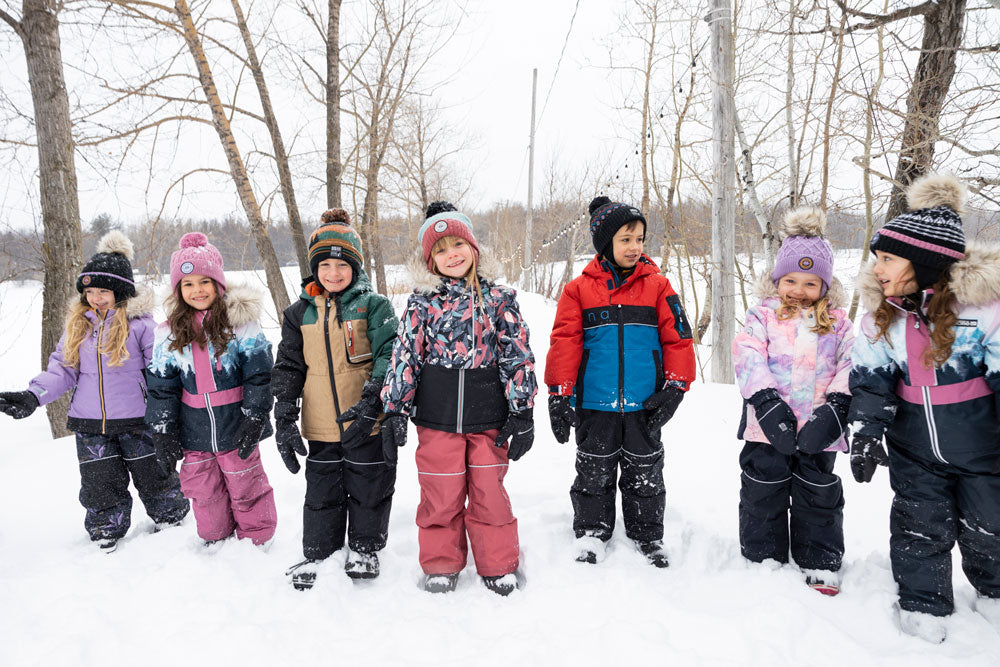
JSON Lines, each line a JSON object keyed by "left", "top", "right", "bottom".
{"left": 179, "top": 448, "right": 277, "bottom": 545}
{"left": 415, "top": 426, "right": 519, "bottom": 577}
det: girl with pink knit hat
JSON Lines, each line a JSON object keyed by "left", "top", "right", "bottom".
{"left": 732, "top": 207, "right": 854, "bottom": 596}
{"left": 145, "top": 232, "right": 278, "bottom": 548}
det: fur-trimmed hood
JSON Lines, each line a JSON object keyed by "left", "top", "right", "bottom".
{"left": 858, "top": 240, "right": 1000, "bottom": 313}
{"left": 751, "top": 271, "right": 848, "bottom": 310}
{"left": 162, "top": 281, "right": 264, "bottom": 328}
{"left": 407, "top": 247, "right": 504, "bottom": 294}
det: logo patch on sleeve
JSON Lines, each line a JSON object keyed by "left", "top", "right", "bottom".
{"left": 956, "top": 318, "right": 978, "bottom": 327}
{"left": 665, "top": 294, "right": 692, "bottom": 340}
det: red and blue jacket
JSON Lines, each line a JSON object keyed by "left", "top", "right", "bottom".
{"left": 545, "top": 254, "right": 696, "bottom": 412}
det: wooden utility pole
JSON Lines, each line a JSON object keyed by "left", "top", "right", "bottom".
{"left": 524, "top": 68, "right": 537, "bottom": 279}
{"left": 708, "top": 0, "right": 735, "bottom": 384}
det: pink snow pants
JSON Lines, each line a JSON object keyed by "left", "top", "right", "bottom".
{"left": 178, "top": 448, "right": 277, "bottom": 545}
{"left": 415, "top": 426, "right": 519, "bottom": 577}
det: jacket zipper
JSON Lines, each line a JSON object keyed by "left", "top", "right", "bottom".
{"left": 205, "top": 391, "right": 218, "bottom": 453}
{"left": 323, "top": 297, "right": 344, "bottom": 438}
{"left": 617, "top": 304, "right": 625, "bottom": 414}
{"left": 912, "top": 316, "right": 947, "bottom": 464}
{"left": 96, "top": 314, "right": 107, "bottom": 434}
{"left": 457, "top": 369, "right": 465, "bottom": 432}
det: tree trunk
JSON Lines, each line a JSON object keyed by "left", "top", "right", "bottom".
{"left": 175, "top": 0, "right": 290, "bottom": 319}
{"left": 884, "top": 0, "right": 965, "bottom": 220}
{"left": 16, "top": 0, "right": 83, "bottom": 438}
{"left": 231, "top": 0, "right": 309, "bottom": 280}
{"left": 327, "top": 0, "right": 343, "bottom": 208}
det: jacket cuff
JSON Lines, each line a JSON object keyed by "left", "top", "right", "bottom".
{"left": 548, "top": 382, "right": 574, "bottom": 397}
{"left": 665, "top": 380, "right": 688, "bottom": 391}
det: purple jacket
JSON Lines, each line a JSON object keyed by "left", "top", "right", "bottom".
{"left": 29, "top": 287, "right": 155, "bottom": 435}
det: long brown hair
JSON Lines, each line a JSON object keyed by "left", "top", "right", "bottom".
{"left": 872, "top": 273, "right": 958, "bottom": 368}
{"left": 776, "top": 294, "right": 835, "bottom": 335}
{"left": 167, "top": 282, "right": 234, "bottom": 357}
{"left": 62, "top": 294, "right": 132, "bottom": 368}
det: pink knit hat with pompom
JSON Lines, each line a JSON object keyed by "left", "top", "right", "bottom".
{"left": 170, "top": 232, "right": 226, "bottom": 294}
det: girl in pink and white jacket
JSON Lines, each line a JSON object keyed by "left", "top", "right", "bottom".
{"left": 732, "top": 207, "right": 854, "bottom": 595}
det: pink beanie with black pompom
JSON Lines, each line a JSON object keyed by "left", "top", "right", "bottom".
{"left": 170, "top": 232, "right": 226, "bottom": 294}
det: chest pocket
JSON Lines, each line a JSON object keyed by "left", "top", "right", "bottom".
{"left": 343, "top": 318, "right": 373, "bottom": 364}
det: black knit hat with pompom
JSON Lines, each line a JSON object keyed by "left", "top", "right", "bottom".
{"left": 588, "top": 196, "right": 647, "bottom": 257}
{"left": 77, "top": 231, "right": 137, "bottom": 304}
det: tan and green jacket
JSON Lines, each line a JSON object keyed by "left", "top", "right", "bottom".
{"left": 272, "top": 272, "right": 399, "bottom": 442}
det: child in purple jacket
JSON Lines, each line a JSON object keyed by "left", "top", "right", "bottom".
{"left": 732, "top": 207, "right": 854, "bottom": 595}
{"left": 0, "top": 232, "right": 189, "bottom": 552}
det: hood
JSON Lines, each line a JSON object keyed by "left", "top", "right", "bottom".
{"left": 858, "top": 240, "right": 1000, "bottom": 313}
{"left": 580, "top": 254, "right": 661, "bottom": 281}
{"left": 162, "top": 280, "right": 264, "bottom": 328}
{"left": 751, "top": 271, "right": 847, "bottom": 310}
{"left": 407, "top": 247, "right": 504, "bottom": 295}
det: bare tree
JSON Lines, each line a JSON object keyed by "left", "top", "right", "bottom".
{"left": 1, "top": 0, "right": 83, "bottom": 438}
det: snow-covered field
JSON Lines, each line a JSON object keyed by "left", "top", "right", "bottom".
{"left": 1, "top": 263, "right": 998, "bottom": 667}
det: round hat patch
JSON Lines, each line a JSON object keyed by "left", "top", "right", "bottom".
{"left": 433, "top": 220, "right": 449, "bottom": 233}
{"left": 180, "top": 261, "right": 195, "bottom": 275}
{"left": 798, "top": 257, "right": 814, "bottom": 270}
{"left": 81, "top": 275, "right": 91, "bottom": 285}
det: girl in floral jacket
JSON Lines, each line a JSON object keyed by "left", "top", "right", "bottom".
{"left": 381, "top": 202, "right": 537, "bottom": 596}
{"left": 146, "top": 232, "right": 277, "bottom": 548}
{"left": 733, "top": 207, "right": 853, "bottom": 596}
{"left": 0, "top": 232, "right": 188, "bottom": 552}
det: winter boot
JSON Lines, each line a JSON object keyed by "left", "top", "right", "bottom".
{"left": 974, "top": 596, "right": 1000, "bottom": 629}
{"left": 96, "top": 537, "right": 118, "bottom": 554}
{"left": 803, "top": 569, "right": 840, "bottom": 596}
{"left": 894, "top": 604, "right": 947, "bottom": 644}
{"left": 482, "top": 573, "right": 518, "bottom": 596}
{"left": 574, "top": 535, "right": 607, "bottom": 564}
{"left": 286, "top": 558, "right": 323, "bottom": 591}
{"left": 344, "top": 550, "right": 380, "bottom": 580}
{"left": 152, "top": 518, "right": 184, "bottom": 533}
{"left": 636, "top": 540, "right": 669, "bottom": 569}
{"left": 423, "top": 573, "right": 460, "bottom": 594}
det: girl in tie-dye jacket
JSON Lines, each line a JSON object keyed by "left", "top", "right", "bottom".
{"left": 732, "top": 207, "right": 853, "bottom": 596}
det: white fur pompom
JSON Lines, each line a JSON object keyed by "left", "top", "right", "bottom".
{"left": 906, "top": 173, "right": 966, "bottom": 214}
{"left": 96, "top": 230, "right": 135, "bottom": 261}
{"left": 781, "top": 206, "right": 826, "bottom": 239}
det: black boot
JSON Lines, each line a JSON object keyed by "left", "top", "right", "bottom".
{"left": 637, "top": 540, "right": 669, "bottom": 568}
{"left": 344, "top": 550, "right": 380, "bottom": 580}
{"left": 482, "top": 573, "right": 518, "bottom": 596}
{"left": 286, "top": 558, "right": 323, "bottom": 591}
{"left": 422, "top": 572, "right": 460, "bottom": 594}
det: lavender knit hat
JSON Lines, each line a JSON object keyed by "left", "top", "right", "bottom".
{"left": 170, "top": 232, "right": 226, "bottom": 294}
{"left": 771, "top": 207, "right": 834, "bottom": 294}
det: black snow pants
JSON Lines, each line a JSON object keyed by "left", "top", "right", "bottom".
{"left": 570, "top": 408, "right": 665, "bottom": 544}
{"left": 738, "top": 441, "right": 844, "bottom": 571}
{"left": 887, "top": 435, "right": 1000, "bottom": 616}
{"left": 76, "top": 430, "right": 189, "bottom": 540}
{"left": 303, "top": 432, "right": 396, "bottom": 560}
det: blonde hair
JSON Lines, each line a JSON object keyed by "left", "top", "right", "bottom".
{"left": 61, "top": 295, "right": 132, "bottom": 368}
{"left": 430, "top": 235, "right": 486, "bottom": 314}
{"left": 776, "top": 293, "right": 835, "bottom": 335}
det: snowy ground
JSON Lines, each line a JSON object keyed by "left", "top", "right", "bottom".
{"left": 1, "top": 265, "right": 999, "bottom": 667}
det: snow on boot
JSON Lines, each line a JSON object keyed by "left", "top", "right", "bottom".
{"left": 974, "top": 596, "right": 1000, "bottom": 629}
{"left": 803, "top": 569, "right": 840, "bottom": 596}
{"left": 637, "top": 540, "right": 669, "bottom": 569}
{"left": 482, "top": 573, "right": 518, "bottom": 596}
{"left": 152, "top": 518, "right": 184, "bottom": 533}
{"left": 96, "top": 537, "right": 118, "bottom": 554}
{"left": 286, "top": 558, "right": 323, "bottom": 591}
{"left": 894, "top": 604, "right": 947, "bottom": 644}
{"left": 423, "top": 573, "right": 460, "bottom": 594}
{"left": 344, "top": 550, "right": 380, "bottom": 580}
{"left": 574, "top": 535, "right": 607, "bottom": 564}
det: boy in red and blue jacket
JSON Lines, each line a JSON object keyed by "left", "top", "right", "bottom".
{"left": 545, "top": 197, "right": 695, "bottom": 567}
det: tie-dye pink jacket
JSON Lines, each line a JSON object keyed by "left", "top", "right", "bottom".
{"left": 732, "top": 284, "right": 854, "bottom": 451}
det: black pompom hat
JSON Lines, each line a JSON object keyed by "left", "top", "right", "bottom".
{"left": 588, "top": 196, "right": 647, "bottom": 257}
{"left": 77, "top": 231, "right": 137, "bottom": 304}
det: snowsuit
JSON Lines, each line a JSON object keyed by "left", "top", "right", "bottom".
{"left": 733, "top": 276, "right": 853, "bottom": 570}
{"left": 27, "top": 287, "right": 189, "bottom": 541}
{"left": 382, "top": 255, "right": 537, "bottom": 577}
{"left": 849, "top": 244, "right": 1000, "bottom": 617}
{"left": 272, "top": 273, "right": 399, "bottom": 559}
{"left": 545, "top": 254, "right": 695, "bottom": 544}
{"left": 145, "top": 284, "right": 277, "bottom": 545}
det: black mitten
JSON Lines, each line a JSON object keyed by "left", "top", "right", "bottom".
{"left": 380, "top": 413, "right": 408, "bottom": 466}
{"left": 0, "top": 391, "right": 39, "bottom": 419}
{"left": 494, "top": 411, "right": 534, "bottom": 461}
{"left": 234, "top": 412, "right": 268, "bottom": 460}
{"left": 337, "top": 379, "right": 383, "bottom": 449}
{"left": 548, "top": 395, "right": 580, "bottom": 444}
{"left": 643, "top": 387, "right": 684, "bottom": 436}
{"left": 749, "top": 389, "right": 797, "bottom": 455}
{"left": 152, "top": 431, "right": 184, "bottom": 476}
{"left": 797, "top": 393, "right": 851, "bottom": 454}
{"left": 850, "top": 434, "right": 889, "bottom": 483}
{"left": 275, "top": 419, "right": 307, "bottom": 474}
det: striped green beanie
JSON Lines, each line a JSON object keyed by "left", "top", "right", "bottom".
{"left": 308, "top": 209, "right": 363, "bottom": 283}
